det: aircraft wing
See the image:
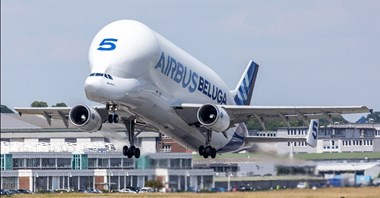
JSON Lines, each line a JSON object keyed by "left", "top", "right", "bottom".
{"left": 15, "top": 106, "right": 157, "bottom": 132}
{"left": 173, "top": 104, "right": 371, "bottom": 129}
{"left": 15, "top": 107, "right": 108, "bottom": 128}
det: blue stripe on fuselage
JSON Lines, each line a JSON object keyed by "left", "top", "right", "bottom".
{"left": 217, "top": 123, "right": 246, "bottom": 153}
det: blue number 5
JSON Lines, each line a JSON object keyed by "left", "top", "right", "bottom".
{"left": 97, "top": 38, "right": 118, "bottom": 51}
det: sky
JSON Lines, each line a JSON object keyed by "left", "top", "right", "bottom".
{"left": 1, "top": 0, "right": 379, "bottom": 121}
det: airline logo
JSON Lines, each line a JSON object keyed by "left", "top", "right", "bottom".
{"left": 234, "top": 61, "right": 259, "bottom": 105}
{"left": 311, "top": 120, "right": 318, "bottom": 140}
{"left": 154, "top": 52, "right": 227, "bottom": 104}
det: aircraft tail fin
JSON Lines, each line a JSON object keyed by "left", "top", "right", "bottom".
{"left": 306, "top": 119, "right": 319, "bottom": 147}
{"left": 233, "top": 60, "right": 259, "bottom": 105}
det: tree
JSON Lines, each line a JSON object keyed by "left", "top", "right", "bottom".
{"left": 144, "top": 179, "right": 164, "bottom": 191}
{"left": 52, "top": 102, "right": 67, "bottom": 107}
{"left": 31, "top": 101, "right": 48, "bottom": 107}
{"left": 367, "top": 112, "right": 380, "bottom": 123}
{"left": 1, "top": 105, "right": 14, "bottom": 113}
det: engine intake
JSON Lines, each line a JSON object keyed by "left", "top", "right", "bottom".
{"left": 69, "top": 105, "right": 102, "bottom": 132}
{"left": 197, "top": 104, "right": 230, "bottom": 132}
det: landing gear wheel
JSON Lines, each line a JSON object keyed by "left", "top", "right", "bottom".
{"left": 134, "top": 148, "right": 140, "bottom": 158}
{"left": 210, "top": 147, "right": 216, "bottom": 159}
{"left": 108, "top": 114, "right": 114, "bottom": 123}
{"left": 113, "top": 114, "right": 119, "bottom": 123}
{"left": 122, "top": 145, "right": 129, "bottom": 156}
{"left": 203, "top": 151, "right": 209, "bottom": 159}
{"left": 127, "top": 146, "right": 135, "bottom": 158}
{"left": 200, "top": 146, "right": 217, "bottom": 159}
{"left": 198, "top": 145, "right": 205, "bottom": 156}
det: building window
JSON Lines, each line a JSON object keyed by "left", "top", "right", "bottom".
{"left": 162, "top": 145, "right": 172, "bottom": 152}
{"left": 26, "top": 158, "right": 40, "bottom": 168}
{"left": 42, "top": 158, "right": 56, "bottom": 168}
{"left": 110, "top": 158, "right": 122, "bottom": 168}
{"left": 57, "top": 158, "right": 71, "bottom": 168}
{"left": 39, "top": 138, "right": 50, "bottom": 143}
{"left": 65, "top": 138, "right": 77, "bottom": 143}
{"left": 88, "top": 158, "right": 97, "bottom": 169}
{"left": 2, "top": 177, "right": 18, "bottom": 190}
{"left": 13, "top": 158, "right": 25, "bottom": 169}
{"left": 98, "top": 158, "right": 109, "bottom": 168}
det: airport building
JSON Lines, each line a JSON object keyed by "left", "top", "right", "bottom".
{"left": 1, "top": 113, "right": 380, "bottom": 191}
{"left": 249, "top": 123, "right": 380, "bottom": 155}
{"left": 0, "top": 113, "right": 214, "bottom": 192}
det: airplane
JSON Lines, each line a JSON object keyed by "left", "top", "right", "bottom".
{"left": 15, "top": 19, "right": 371, "bottom": 159}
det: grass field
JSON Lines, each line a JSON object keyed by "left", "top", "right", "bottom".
{"left": 10, "top": 187, "right": 380, "bottom": 198}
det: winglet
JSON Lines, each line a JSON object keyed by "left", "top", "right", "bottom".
{"left": 233, "top": 60, "right": 259, "bottom": 105}
{"left": 306, "top": 119, "right": 319, "bottom": 147}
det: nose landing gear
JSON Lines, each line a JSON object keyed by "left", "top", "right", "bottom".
{"left": 106, "top": 103, "right": 119, "bottom": 123}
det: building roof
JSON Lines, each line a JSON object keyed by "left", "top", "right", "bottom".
{"left": 317, "top": 163, "right": 379, "bottom": 172}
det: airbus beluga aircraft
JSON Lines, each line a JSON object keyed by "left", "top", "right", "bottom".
{"left": 16, "top": 20, "right": 371, "bottom": 159}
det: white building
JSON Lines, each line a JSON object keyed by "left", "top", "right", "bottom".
{"left": 249, "top": 124, "right": 380, "bottom": 155}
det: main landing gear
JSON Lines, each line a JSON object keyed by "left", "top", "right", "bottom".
{"left": 198, "top": 129, "right": 217, "bottom": 159}
{"left": 107, "top": 103, "right": 119, "bottom": 123}
{"left": 122, "top": 117, "right": 140, "bottom": 158}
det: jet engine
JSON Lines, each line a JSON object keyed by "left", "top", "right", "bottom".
{"left": 197, "top": 104, "right": 231, "bottom": 132}
{"left": 69, "top": 105, "right": 102, "bottom": 132}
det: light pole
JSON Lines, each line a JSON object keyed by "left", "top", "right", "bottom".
{"left": 227, "top": 172, "right": 232, "bottom": 191}
{"left": 125, "top": 172, "right": 129, "bottom": 189}
{"left": 185, "top": 171, "right": 189, "bottom": 192}
{"left": 108, "top": 171, "right": 113, "bottom": 191}
{"left": 68, "top": 173, "right": 72, "bottom": 192}
{"left": 34, "top": 173, "right": 38, "bottom": 193}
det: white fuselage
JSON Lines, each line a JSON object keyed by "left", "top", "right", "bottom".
{"left": 84, "top": 20, "right": 246, "bottom": 152}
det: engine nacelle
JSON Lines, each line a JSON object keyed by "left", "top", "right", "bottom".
{"left": 69, "top": 105, "right": 102, "bottom": 132}
{"left": 197, "top": 104, "right": 231, "bottom": 132}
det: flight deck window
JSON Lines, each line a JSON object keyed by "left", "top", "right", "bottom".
{"left": 95, "top": 73, "right": 103, "bottom": 76}
{"left": 89, "top": 73, "right": 95, "bottom": 76}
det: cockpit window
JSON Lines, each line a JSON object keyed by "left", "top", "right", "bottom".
{"left": 106, "top": 74, "right": 113, "bottom": 80}
{"left": 89, "top": 73, "right": 113, "bottom": 80}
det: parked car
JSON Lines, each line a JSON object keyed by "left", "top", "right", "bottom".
{"left": 78, "top": 189, "right": 88, "bottom": 193}
{"left": 55, "top": 189, "right": 69, "bottom": 193}
{"left": 209, "top": 187, "right": 226, "bottom": 192}
{"left": 140, "top": 187, "right": 153, "bottom": 193}
{"left": 18, "top": 189, "right": 32, "bottom": 194}
{"left": 89, "top": 188, "right": 102, "bottom": 193}
{"left": 0, "top": 189, "right": 13, "bottom": 195}
{"left": 118, "top": 188, "right": 137, "bottom": 193}
{"left": 297, "top": 182, "right": 309, "bottom": 189}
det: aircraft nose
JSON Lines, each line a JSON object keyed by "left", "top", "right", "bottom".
{"left": 84, "top": 77, "right": 101, "bottom": 96}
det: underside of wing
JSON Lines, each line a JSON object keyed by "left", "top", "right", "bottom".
{"left": 15, "top": 107, "right": 73, "bottom": 127}
{"left": 173, "top": 103, "right": 371, "bottom": 130}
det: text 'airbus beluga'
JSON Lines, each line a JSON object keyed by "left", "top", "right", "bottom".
{"left": 16, "top": 20, "right": 371, "bottom": 159}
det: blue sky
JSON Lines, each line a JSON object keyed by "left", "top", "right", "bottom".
{"left": 1, "top": 0, "right": 379, "bottom": 121}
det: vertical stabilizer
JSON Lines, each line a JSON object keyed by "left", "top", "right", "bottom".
{"left": 306, "top": 119, "right": 319, "bottom": 147}
{"left": 233, "top": 60, "right": 259, "bottom": 105}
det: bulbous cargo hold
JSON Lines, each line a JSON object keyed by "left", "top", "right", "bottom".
{"left": 69, "top": 105, "right": 102, "bottom": 132}
{"left": 88, "top": 20, "right": 161, "bottom": 79}
{"left": 197, "top": 104, "right": 231, "bottom": 132}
